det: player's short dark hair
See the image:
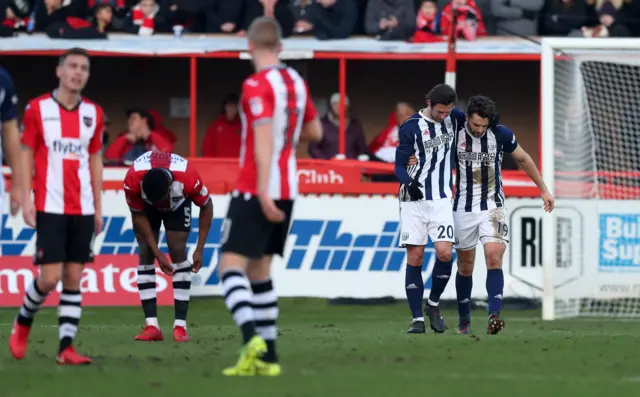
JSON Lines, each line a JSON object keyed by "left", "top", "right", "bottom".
{"left": 426, "top": 84, "right": 457, "bottom": 107}
{"left": 126, "top": 107, "right": 155, "bottom": 130}
{"left": 59, "top": 48, "right": 90, "bottom": 66}
{"left": 466, "top": 95, "right": 497, "bottom": 120}
{"left": 142, "top": 168, "right": 171, "bottom": 203}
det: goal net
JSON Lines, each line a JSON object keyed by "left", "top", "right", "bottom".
{"left": 541, "top": 38, "right": 640, "bottom": 320}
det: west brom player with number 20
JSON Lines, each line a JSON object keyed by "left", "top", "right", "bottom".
{"left": 395, "top": 84, "right": 465, "bottom": 334}
{"left": 452, "top": 96, "right": 554, "bottom": 334}
{"left": 124, "top": 151, "right": 214, "bottom": 342}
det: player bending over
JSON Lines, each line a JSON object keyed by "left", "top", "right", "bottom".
{"left": 10, "top": 48, "right": 104, "bottom": 364}
{"left": 124, "top": 151, "right": 214, "bottom": 342}
{"left": 217, "top": 16, "right": 322, "bottom": 376}
{"left": 451, "top": 96, "right": 554, "bottom": 334}
{"left": 394, "top": 84, "right": 465, "bottom": 334}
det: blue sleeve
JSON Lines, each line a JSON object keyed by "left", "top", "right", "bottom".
{"left": 394, "top": 119, "right": 417, "bottom": 185}
{"left": 450, "top": 107, "right": 466, "bottom": 127}
{"left": 494, "top": 125, "right": 518, "bottom": 153}
{"left": 0, "top": 69, "right": 18, "bottom": 122}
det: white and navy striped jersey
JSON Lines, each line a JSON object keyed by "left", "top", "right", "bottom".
{"left": 452, "top": 124, "right": 518, "bottom": 212}
{"left": 395, "top": 108, "right": 465, "bottom": 202}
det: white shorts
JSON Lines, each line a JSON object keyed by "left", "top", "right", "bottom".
{"left": 453, "top": 207, "right": 509, "bottom": 251}
{"left": 399, "top": 199, "right": 454, "bottom": 247}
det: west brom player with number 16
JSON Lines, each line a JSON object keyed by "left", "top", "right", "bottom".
{"left": 452, "top": 96, "right": 554, "bottom": 334}
{"left": 395, "top": 84, "right": 465, "bottom": 334}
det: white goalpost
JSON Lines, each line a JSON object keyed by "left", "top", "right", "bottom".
{"left": 541, "top": 38, "right": 640, "bottom": 320}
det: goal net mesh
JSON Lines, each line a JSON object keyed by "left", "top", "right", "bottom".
{"left": 551, "top": 50, "right": 640, "bottom": 319}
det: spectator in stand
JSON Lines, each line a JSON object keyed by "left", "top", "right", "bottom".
{"left": 308, "top": 93, "right": 368, "bottom": 160}
{"left": 0, "top": 0, "right": 31, "bottom": 36}
{"left": 540, "top": 0, "right": 588, "bottom": 35}
{"left": 147, "top": 109, "right": 177, "bottom": 145}
{"left": 440, "top": 0, "right": 487, "bottom": 40}
{"left": 364, "top": 0, "right": 416, "bottom": 41}
{"left": 123, "top": 0, "right": 171, "bottom": 35}
{"left": 412, "top": 0, "right": 441, "bottom": 42}
{"left": 240, "top": 0, "right": 293, "bottom": 37}
{"left": 204, "top": 0, "right": 242, "bottom": 33}
{"left": 202, "top": 94, "right": 242, "bottom": 158}
{"left": 104, "top": 107, "right": 173, "bottom": 164}
{"left": 294, "top": 0, "right": 357, "bottom": 39}
{"left": 369, "top": 102, "right": 415, "bottom": 164}
{"left": 291, "top": 0, "right": 313, "bottom": 33}
{"left": 581, "top": 0, "right": 632, "bottom": 36}
{"left": 491, "top": 0, "right": 543, "bottom": 36}
{"left": 32, "top": 0, "right": 83, "bottom": 32}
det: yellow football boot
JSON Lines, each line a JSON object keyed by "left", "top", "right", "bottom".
{"left": 255, "top": 359, "right": 282, "bottom": 376}
{"left": 222, "top": 335, "right": 267, "bottom": 376}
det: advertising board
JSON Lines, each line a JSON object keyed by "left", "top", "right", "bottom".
{"left": 2, "top": 193, "right": 639, "bottom": 306}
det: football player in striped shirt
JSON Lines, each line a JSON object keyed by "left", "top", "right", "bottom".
{"left": 452, "top": 96, "right": 554, "bottom": 334}
{"left": 395, "top": 84, "right": 465, "bottom": 334}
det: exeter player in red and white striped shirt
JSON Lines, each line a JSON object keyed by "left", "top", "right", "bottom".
{"left": 217, "top": 16, "right": 322, "bottom": 377}
{"left": 123, "top": 151, "right": 214, "bottom": 343}
{"left": 9, "top": 48, "right": 103, "bottom": 365}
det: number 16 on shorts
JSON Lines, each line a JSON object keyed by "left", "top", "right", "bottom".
{"left": 399, "top": 199, "right": 455, "bottom": 247}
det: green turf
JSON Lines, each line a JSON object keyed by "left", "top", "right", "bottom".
{"left": 0, "top": 298, "right": 639, "bottom": 397}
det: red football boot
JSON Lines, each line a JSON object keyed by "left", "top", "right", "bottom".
{"left": 56, "top": 346, "right": 92, "bottom": 365}
{"left": 134, "top": 325, "right": 164, "bottom": 341}
{"left": 173, "top": 326, "right": 189, "bottom": 342}
{"left": 9, "top": 320, "right": 31, "bottom": 360}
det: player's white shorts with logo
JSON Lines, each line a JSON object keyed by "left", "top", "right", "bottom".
{"left": 399, "top": 198, "right": 454, "bottom": 247}
{"left": 453, "top": 207, "right": 509, "bottom": 251}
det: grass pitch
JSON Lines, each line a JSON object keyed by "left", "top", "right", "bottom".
{"left": 0, "top": 298, "right": 638, "bottom": 397}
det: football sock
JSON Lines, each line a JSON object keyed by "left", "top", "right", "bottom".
{"left": 136, "top": 264, "right": 158, "bottom": 327}
{"left": 427, "top": 258, "right": 453, "bottom": 306}
{"left": 405, "top": 264, "right": 424, "bottom": 320}
{"left": 456, "top": 272, "right": 473, "bottom": 322}
{"left": 486, "top": 269, "right": 504, "bottom": 315}
{"left": 58, "top": 289, "right": 82, "bottom": 354}
{"left": 16, "top": 279, "right": 48, "bottom": 326}
{"left": 251, "top": 279, "right": 279, "bottom": 363}
{"left": 221, "top": 269, "right": 257, "bottom": 344}
{"left": 172, "top": 261, "right": 192, "bottom": 329}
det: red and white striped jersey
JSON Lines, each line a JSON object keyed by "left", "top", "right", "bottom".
{"left": 236, "top": 65, "right": 317, "bottom": 200}
{"left": 21, "top": 92, "right": 104, "bottom": 215}
{"left": 124, "top": 151, "right": 210, "bottom": 212}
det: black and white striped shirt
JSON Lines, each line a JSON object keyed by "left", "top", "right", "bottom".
{"left": 395, "top": 109, "right": 465, "bottom": 202}
{"left": 453, "top": 124, "right": 518, "bottom": 212}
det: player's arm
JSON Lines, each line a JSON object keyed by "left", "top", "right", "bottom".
{"left": 498, "top": 125, "right": 554, "bottom": 212}
{"left": 20, "top": 102, "right": 41, "bottom": 227}
{"left": 394, "top": 120, "right": 416, "bottom": 185}
{"left": 300, "top": 85, "right": 322, "bottom": 142}
{"left": 124, "top": 170, "right": 169, "bottom": 268}
{"left": 89, "top": 107, "right": 105, "bottom": 231}
{"left": 184, "top": 167, "right": 213, "bottom": 272}
{"left": 0, "top": 72, "right": 22, "bottom": 215}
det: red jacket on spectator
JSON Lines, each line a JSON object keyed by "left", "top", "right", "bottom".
{"left": 147, "top": 109, "right": 177, "bottom": 144}
{"left": 201, "top": 114, "right": 242, "bottom": 157}
{"left": 131, "top": 4, "right": 156, "bottom": 35}
{"left": 413, "top": 8, "right": 442, "bottom": 43}
{"left": 104, "top": 132, "right": 173, "bottom": 162}
{"left": 368, "top": 112, "right": 401, "bottom": 163}
{"left": 440, "top": 0, "right": 486, "bottom": 40}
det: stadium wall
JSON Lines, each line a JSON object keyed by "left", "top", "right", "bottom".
{"left": 3, "top": 192, "right": 638, "bottom": 307}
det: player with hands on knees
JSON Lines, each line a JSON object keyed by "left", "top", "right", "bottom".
{"left": 124, "top": 151, "right": 214, "bottom": 343}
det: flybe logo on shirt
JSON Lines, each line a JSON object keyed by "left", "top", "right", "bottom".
{"left": 52, "top": 139, "right": 84, "bottom": 158}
